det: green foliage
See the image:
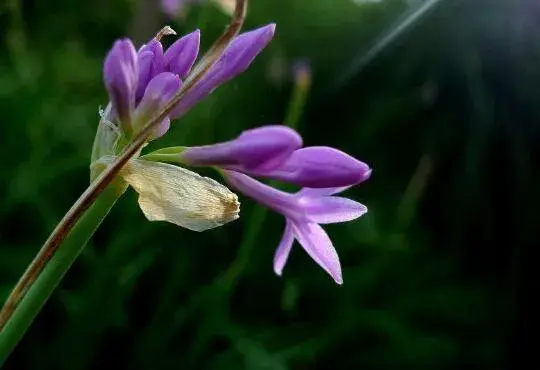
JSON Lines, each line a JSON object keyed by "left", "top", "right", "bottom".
{"left": 1, "top": 0, "right": 532, "bottom": 368}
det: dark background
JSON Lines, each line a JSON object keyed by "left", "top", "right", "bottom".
{"left": 0, "top": 0, "right": 536, "bottom": 369}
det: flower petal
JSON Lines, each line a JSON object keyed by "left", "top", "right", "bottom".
{"left": 181, "top": 125, "right": 302, "bottom": 170}
{"left": 136, "top": 72, "right": 180, "bottom": 113}
{"left": 171, "top": 24, "right": 276, "bottom": 119}
{"left": 153, "top": 117, "right": 171, "bottom": 139}
{"left": 120, "top": 158, "right": 240, "bottom": 231}
{"left": 301, "top": 196, "right": 367, "bottom": 224}
{"left": 134, "top": 72, "right": 181, "bottom": 137}
{"left": 292, "top": 222, "right": 343, "bottom": 284}
{"left": 103, "top": 39, "right": 138, "bottom": 126}
{"left": 223, "top": 171, "right": 296, "bottom": 215}
{"left": 259, "top": 147, "right": 372, "bottom": 188}
{"left": 274, "top": 221, "right": 295, "bottom": 276}
{"left": 136, "top": 51, "right": 155, "bottom": 103}
{"left": 139, "top": 39, "right": 164, "bottom": 76}
{"left": 164, "top": 30, "right": 200, "bottom": 79}
{"left": 297, "top": 187, "right": 352, "bottom": 197}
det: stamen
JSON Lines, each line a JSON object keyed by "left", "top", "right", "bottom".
{"left": 155, "top": 25, "right": 177, "bottom": 41}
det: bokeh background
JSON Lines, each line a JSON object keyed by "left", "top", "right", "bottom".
{"left": 0, "top": 0, "right": 536, "bottom": 368}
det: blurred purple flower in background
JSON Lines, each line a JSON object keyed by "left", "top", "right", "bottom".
{"left": 160, "top": 0, "right": 236, "bottom": 17}
{"left": 291, "top": 58, "right": 312, "bottom": 87}
{"left": 160, "top": 0, "right": 203, "bottom": 17}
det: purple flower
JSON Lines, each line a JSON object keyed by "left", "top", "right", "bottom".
{"left": 181, "top": 125, "right": 372, "bottom": 188}
{"left": 136, "top": 30, "right": 200, "bottom": 103}
{"left": 246, "top": 146, "right": 372, "bottom": 188}
{"left": 134, "top": 72, "right": 181, "bottom": 138}
{"left": 224, "top": 171, "right": 368, "bottom": 284}
{"left": 162, "top": 31, "right": 200, "bottom": 79}
{"left": 136, "top": 39, "right": 164, "bottom": 102}
{"left": 161, "top": 0, "right": 185, "bottom": 17}
{"left": 103, "top": 25, "right": 274, "bottom": 139}
{"left": 181, "top": 125, "right": 302, "bottom": 170}
{"left": 103, "top": 39, "right": 138, "bottom": 132}
{"left": 160, "top": 0, "right": 202, "bottom": 18}
{"left": 180, "top": 125, "right": 371, "bottom": 283}
{"left": 170, "top": 24, "right": 276, "bottom": 119}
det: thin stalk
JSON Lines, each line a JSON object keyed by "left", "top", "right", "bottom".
{"left": 0, "top": 183, "right": 126, "bottom": 366}
{"left": 284, "top": 62, "right": 312, "bottom": 129}
{"left": 0, "top": 0, "right": 247, "bottom": 329}
{"left": 221, "top": 61, "right": 312, "bottom": 289}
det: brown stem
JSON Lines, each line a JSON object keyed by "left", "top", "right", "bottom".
{"left": 0, "top": 0, "right": 247, "bottom": 330}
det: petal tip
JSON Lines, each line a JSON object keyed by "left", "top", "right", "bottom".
{"left": 267, "top": 23, "right": 277, "bottom": 33}
{"left": 262, "top": 23, "right": 276, "bottom": 41}
{"left": 251, "top": 23, "right": 276, "bottom": 42}
{"left": 333, "top": 272, "right": 344, "bottom": 285}
{"left": 184, "top": 28, "right": 201, "bottom": 42}
{"left": 362, "top": 168, "right": 373, "bottom": 182}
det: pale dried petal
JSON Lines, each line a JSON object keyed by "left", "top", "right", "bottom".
{"left": 121, "top": 159, "right": 240, "bottom": 231}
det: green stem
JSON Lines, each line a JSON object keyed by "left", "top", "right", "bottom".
{"left": 284, "top": 64, "right": 311, "bottom": 131}
{"left": 0, "top": 183, "right": 126, "bottom": 366}
{"left": 140, "top": 153, "right": 184, "bottom": 163}
{"left": 219, "top": 63, "right": 312, "bottom": 290}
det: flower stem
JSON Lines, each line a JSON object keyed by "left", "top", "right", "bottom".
{"left": 220, "top": 59, "right": 312, "bottom": 289}
{"left": 285, "top": 63, "right": 311, "bottom": 131}
{"left": 0, "top": 0, "right": 249, "bottom": 362}
{"left": 0, "top": 0, "right": 247, "bottom": 330}
{"left": 0, "top": 182, "right": 126, "bottom": 366}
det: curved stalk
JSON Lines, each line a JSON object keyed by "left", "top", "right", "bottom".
{"left": 0, "top": 182, "right": 126, "bottom": 366}
{"left": 0, "top": 0, "right": 247, "bottom": 359}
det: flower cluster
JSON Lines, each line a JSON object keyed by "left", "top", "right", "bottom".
{"left": 103, "top": 24, "right": 275, "bottom": 140}
{"left": 178, "top": 126, "right": 371, "bottom": 284}
{"left": 99, "top": 25, "right": 371, "bottom": 284}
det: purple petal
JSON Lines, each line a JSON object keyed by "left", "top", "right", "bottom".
{"left": 136, "top": 72, "right": 180, "bottom": 114}
{"left": 136, "top": 51, "right": 155, "bottom": 102}
{"left": 134, "top": 72, "right": 181, "bottom": 136}
{"left": 171, "top": 24, "right": 276, "bottom": 119}
{"left": 181, "top": 125, "right": 302, "bottom": 170}
{"left": 223, "top": 171, "right": 296, "bottom": 216}
{"left": 300, "top": 196, "right": 367, "bottom": 224}
{"left": 138, "top": 40, "right": 164, "bottom": 77}
{"left": 274, "top": 221, "right": 295, "bottom": 276}
{"left": 153, "top": 117, "right": 171, "bottom": 139}
{"left": 298, "top": 186, "right": 352, "bottom": 197}
{"left": 257, "top": 147, "right": 372, "bottom": 188}
{"left": 164, "top": 30, "right": 200, "bottom": 79}
{"left": 103, "top": 39, "right": 138, "bottom": 126}
{"left": 137, "top": 38, "right": 163, "bottom": 63}
{"left": 292, "top": 222, "right": 343, "bottom": 284}
{"left": 208, "top": 23, "right": 276, "bottom": 81}
{"left": 136, "top": 40, "right": 164, "bottom": 101}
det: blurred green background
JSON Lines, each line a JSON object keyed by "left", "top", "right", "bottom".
{"left": 0, "top": 0, "right": 536, "bottom": 368}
